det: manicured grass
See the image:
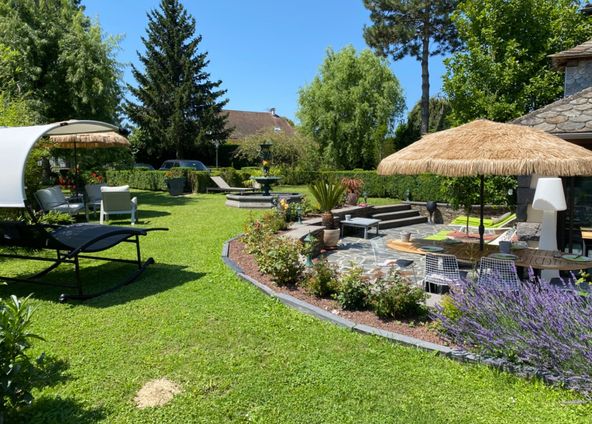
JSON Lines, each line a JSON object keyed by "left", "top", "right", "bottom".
{"left": 278, "top": 184, "right": 400, "bottom": 206}
{"left": 2, "top": 191, "right": 591, "bottom": 422}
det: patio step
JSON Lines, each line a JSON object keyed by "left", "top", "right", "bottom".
{"left": 380, "top": 215, "right": 428, "bottom": 229}
{"left": 371, "top": 209, "right": 419, "bottom": 221}
{"left": 371, "top": 204, "right": 411, "bottom": 214}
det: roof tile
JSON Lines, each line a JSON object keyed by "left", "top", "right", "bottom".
{"left": 514, "top": 87, "right": 592, "bottom": 134}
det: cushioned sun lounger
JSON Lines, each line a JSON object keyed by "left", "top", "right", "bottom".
{"left": 0, "top": 222, "right": 167, "bottom": 301}
{"left": 206, "top": 176, "right": 256, "bottom": 193}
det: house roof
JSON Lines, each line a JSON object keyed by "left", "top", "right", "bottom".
{"left": 512, "top": 87, "right": 592, "bottom": 136}
{"left": 224, "top": 110, "right": 294, "bottom": 140}
{"left": 549, "top": 39, "right": 592, "bottom": 68}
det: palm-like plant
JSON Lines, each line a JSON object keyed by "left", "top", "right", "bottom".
{"left": 309, "top": 178, "right": 346, "bottom": 229}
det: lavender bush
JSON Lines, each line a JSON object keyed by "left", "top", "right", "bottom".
{"left": 435, "top": 275, "right": 592, "bottom": 393}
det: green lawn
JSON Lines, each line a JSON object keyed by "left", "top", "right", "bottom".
{"left": 1, "top": 191, "right": 590, "bottom": 423}
{"left": 278, "top": 184, "right": 400, "bottom": 206}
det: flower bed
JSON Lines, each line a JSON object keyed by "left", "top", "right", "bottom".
{"left": 436, "top": 276, "right": 592, "bottom": 394}
{"left": 236, "top": 210, "right": 449, "bottom": 345}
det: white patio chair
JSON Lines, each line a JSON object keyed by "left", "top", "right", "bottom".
{"left": 100, "top": 185, "right": 137, "bottom": 225}
{"left": 423, "top": 253, "right": 463, "bottom": 293}
{"left": 34, "top": 186, "right": 86, "bottom": 218}
{"left": 85, "top": 183, "right": 107, "bottom": 216}
{"left": 477, "top": 257, "right": 521, "bottom": 290}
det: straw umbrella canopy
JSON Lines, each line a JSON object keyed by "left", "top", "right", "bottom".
{"left": 47, "top": 131, "right": 130, "bottom": 196}
{"left": 378, "top": 119, "right": 592, "bottom": 249}
{"left": 48, "top": 131, "right": 130, "bottom": 149}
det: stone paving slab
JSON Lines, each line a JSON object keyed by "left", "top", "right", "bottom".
{"left": 322, "top": 223, "right": 458, "bottom": 289}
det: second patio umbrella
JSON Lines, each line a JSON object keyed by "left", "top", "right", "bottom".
{"left": 48, "top": 131, "right": 130, "bottom": 193}
{"left": 377, "top": 119, "right": 592, "bottom": 250}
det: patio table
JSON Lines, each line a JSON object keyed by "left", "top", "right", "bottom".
{"left": 387, "top": 239, "right": 591, "bottom": 272}
{"left": 340, "top": 217, "right": 380, "bottom": 239}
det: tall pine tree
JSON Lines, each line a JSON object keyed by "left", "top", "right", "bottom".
{"left": 126, "top": 0, "right": 230, "bottom": 163}
{"left": 363, "top": 0, "right": 459, "bottom": 135}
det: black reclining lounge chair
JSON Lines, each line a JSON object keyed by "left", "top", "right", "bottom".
{"left": 0, "top": 222, "right": 167, "bottom": 301}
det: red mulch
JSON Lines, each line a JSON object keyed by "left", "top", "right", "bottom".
{"left": 228, "top": 238, "right": 452, "bottom": 347}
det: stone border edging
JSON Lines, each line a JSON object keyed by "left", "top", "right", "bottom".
{"left": 221, "top": 236, "right": 455, "bottom": 356}
{"left": 222, "top": 237, "right": 589, "bottom": 393}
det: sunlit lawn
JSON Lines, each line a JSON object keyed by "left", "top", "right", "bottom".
{"left": 1, "top": 191, "right": 590, "bottom": 423}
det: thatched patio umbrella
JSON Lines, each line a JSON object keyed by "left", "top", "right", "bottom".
{"left": 48, "top": 131, "right": 130, "bottom": 196}
{"left": 49, "top": 131, "right": 130, "bottom": 149}
{"left": 378, "top": 119, "right": 592, "bottom": 250}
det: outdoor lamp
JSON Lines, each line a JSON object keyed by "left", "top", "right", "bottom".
{"left": 532, "top": 178, "right": 566, "bottom": 281}
{"left": 363, "top": 191, "right": 368, "bottom": 204}
{"left": 303, "top": 232, "right": 315, "bottom": 267}
{"left": 532, "top": 177, "right": 566, "bottom": 252}
{"left": 296, "top": 205, "right": 302, "bottom": 224}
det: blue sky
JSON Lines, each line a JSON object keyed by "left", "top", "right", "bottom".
{"left": 84, "top": 0, "right": 448, "bottom": 123}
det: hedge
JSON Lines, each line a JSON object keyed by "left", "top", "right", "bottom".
{"left": 105, "top": 168, "right": 447, "bottom": 201}
{"left": 106, "top": 169, "right": 211, "bottom": 193}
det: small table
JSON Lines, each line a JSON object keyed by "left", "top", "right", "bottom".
{"left": 341, "top": 218, "right": 380, "bottom": 239}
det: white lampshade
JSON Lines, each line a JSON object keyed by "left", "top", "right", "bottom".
{"left": 532, "top": 178, "right": 567, "bottom": 211}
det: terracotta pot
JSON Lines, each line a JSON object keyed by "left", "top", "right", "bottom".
{"left": 321, "top": 211, "right": 334, "bottom": 229}
{"left": 323, "top": 228, "right": 341, "bottom": 249}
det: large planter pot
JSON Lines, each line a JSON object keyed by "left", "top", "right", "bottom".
{"left": 166, "top": 177, "right": 186, "bottom": 196}
{"left": 323, "top": 228, "right": 341, "bottom": 249}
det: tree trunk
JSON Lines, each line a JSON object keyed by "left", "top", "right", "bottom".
{"left": 420, "top": 13, "right": 431, "bottom": 135}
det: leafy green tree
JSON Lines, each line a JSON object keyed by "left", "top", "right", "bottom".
{"left": 363, "top": 0, "right": 459, "bottom": 134}
{"left": 233, "top": 129, "right": 319, "bottom": 168}
{"left": 126, "top": 0, "right": 230, "bottom": 164}
{"left": 394, "top": 96, "right": 452, "bottom": 150}
{"left": 0, "top": 0, "right": 122, "bottom": 122}
{"left": 297, "top": 46, "right": 404, "bottom": 170}
{"left": 443, "top": 0, "right": 592, "bottom": 124}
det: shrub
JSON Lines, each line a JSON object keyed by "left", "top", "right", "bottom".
{"left": 256, "top": 236, "right": 304, "bottom": 287}
{"left": 242, "top": 214, "right": 274, "bottom": 255}
{"left": 106, "top": 169, "right": 210, "bottom": 193}
{"left": 36, "top": 211, "right": 74, "bottom": 226}
{"left": 435, "top": 277, "right": 592, "bottom": 393}
{"left": 0, "top": 295, "right": 45, "bottom": 420}
{"left": 370, "top": 270, "right": 427, "bottom": 319}
{"left": 304, "top": 259, "right": 339, "bottom": 298}
{"left": 334, "top": 266, "right": 370, "bottom": 310}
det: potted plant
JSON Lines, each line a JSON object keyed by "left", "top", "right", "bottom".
{"left": 341, "top": 177, "right": 364, "bottom": 205}
{"left": 309, "top": 178, "right": 346, "bottom": 248}
{"left": 164, "top": 168, "right": 186, "bottom": 196}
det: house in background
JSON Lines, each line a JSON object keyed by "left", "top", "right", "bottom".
{"left": 224, "top": 108, "right": 294, "bottom": 142}
{"left": 514, "top": 36, "right": 592, "bottom": 249}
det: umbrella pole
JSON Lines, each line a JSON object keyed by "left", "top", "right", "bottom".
{"left": 74, "top": 140, "right": 79, "bottom": 196}
{"left": 479, "top": 175, "right": 485, "bottom": 251}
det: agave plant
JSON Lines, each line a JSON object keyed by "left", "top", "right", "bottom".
{"left": 309, "top": 178, "right": 346, "bottom": 229}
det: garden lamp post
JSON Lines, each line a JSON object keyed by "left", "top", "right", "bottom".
{"left": 213, "top": 139, "right": 220, "bottom": 168}
{"left": 296, "top": 204, "right": 302, "bottom": 224}
{"left": 363, "top": 191, "right": 368, "bottom": 204}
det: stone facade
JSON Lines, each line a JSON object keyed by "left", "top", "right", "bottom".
{"left": 565, "top": 61, "right": 592, "bottom": 96}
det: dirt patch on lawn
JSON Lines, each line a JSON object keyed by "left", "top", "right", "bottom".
{"left": 229, "top": 238, "right": 452, "bottom": 347}
{"left": 134, "top": 378, "right": 181, "bottom": 409}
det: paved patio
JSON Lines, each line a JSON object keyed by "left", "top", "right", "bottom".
{"left": 321, "top": 223, "right": 460, "bottom": 307}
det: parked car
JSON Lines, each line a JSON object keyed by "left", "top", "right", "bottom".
{"left": 159, "top": 159, "right": 209, "bottom": 172}
{"left": 133, "top": 163, "right": 155, "bottom": 170}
